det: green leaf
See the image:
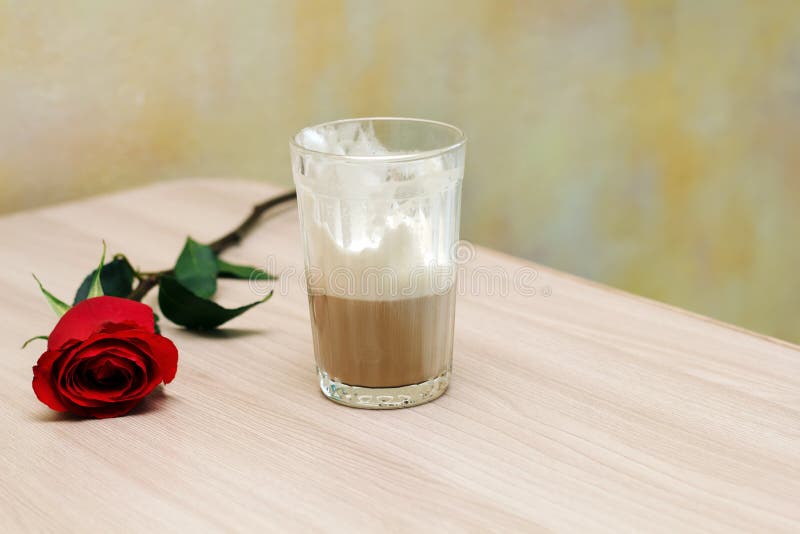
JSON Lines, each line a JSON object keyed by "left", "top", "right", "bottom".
{"left": 158, "top": 275, "right": 272, "bottom": 330}
{"left": 21, "top": 335, "right": 48, "bottom": 349}
{"left": 174, "top": 237, "right": 218, "bottom": 298}
{"left": 87, "top": 241, "right": 107, "bottom": 299}
{"left": 217, "top": 259, "right": 277, "bottom": 281}
{"left": 32, "top": 274, "right": 70, "bottom": 317}
{"left": 73, "top": 257, "right": 136, "bottom": 304}
{"left": 153, "top": 312, "right": 161, "bottom": 335}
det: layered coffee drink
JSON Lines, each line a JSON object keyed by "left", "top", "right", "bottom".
{"left": 303, "top": 234, "right": 459, "bottom": 405}
{"left": 291, "top": 117, "right": 466, "bottom": 408}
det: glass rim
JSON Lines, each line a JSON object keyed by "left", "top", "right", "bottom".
{"left": 289, "top": 116, "right": 466, "bottom": 163}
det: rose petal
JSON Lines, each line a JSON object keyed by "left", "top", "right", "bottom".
{"left": 87, "top": 357, "right": 128, "bottom": 385}
{"left": 48, "top": 297, "right": 155, "bottom": 350}
{"left": 58, "top": 345, "right": 152, "bottom": 407}
{"left": 85, "top": 349, "right": 157, "bottom": 402}
{"left": 62, "top": 398, "right": 142, "bottom": 419}
{"left": 76, "top": 356, "right": 138, "bottom": 401}
{"left": 74, "top": 330, "right": 178, "bottom": 385}
{"left": 32, "top": 350, "right": 68, "bottom": 412}
{"left": 60, "top": 334, "right": 169, "bottom": 406}
{"left": 59, "top": 358, "right": 110, "bottom": 408}
{"left": 134, "top": 333, "right": 179, "bottom": 384}
{"left": 84, "top": 399, "right": 142, "bottom": 418}
{"left": 112, "top": 365, "right": 149, "bottom": 401}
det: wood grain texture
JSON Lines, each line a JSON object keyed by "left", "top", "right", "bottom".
{"left": 1, "top": 179, "right": 798, "bottom": 533}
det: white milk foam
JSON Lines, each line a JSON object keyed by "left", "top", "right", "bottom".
{"left": 296, "top": 123, "right": 458, "bottom": 301}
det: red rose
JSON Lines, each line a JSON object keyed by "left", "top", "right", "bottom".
{"left": 32, "top": 296, "right": 179, "bottom": 418}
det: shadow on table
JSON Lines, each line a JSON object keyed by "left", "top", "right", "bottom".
{"left": 171, "top": 327, "right": 265, "bottom": 340}
{"left": 29, "top": 386, "right": 172, "bottom": 422}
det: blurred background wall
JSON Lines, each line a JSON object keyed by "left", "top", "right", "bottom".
{"left": 0, "top": 0, "right": 798, "bottom": 342}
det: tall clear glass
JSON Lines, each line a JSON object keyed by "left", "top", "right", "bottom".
{"left": 290, "top": 118, "right": 466, "bottom": 409}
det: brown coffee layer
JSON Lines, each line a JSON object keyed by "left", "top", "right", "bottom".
{"left": 308, "top": 289, "right": 456, "bottom": 388}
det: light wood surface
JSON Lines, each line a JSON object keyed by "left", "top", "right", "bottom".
{"left": 1, "top": 179, "right": 798, "bottom": 532}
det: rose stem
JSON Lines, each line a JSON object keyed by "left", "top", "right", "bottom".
{"left": 207, "top": 189, "right": 298, "bottom": 254}
{"left": 127, "top": 189, "right": 297, "bottom": 302}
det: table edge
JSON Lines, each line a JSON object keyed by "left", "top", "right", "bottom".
{"left": 6, "top": 177, "right": 798, "bottom": 353}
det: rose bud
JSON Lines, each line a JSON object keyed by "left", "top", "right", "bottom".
{"left": 32, "top": 296, "right": 179, "bottom": 418}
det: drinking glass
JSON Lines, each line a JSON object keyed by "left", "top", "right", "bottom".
{"left": 290, "top": 118, "right": 466, "bottom": 408}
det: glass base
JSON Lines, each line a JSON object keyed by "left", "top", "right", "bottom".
{"left": 318, "top": 369, "right": 450, "bottom": 409}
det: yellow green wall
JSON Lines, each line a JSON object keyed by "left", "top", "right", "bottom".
{"left": 1, "top": 1, "right": 798, "bottom": 342}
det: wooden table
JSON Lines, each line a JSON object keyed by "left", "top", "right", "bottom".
{"left": 1, "top": 179, "right": 798, "bottom": 532}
